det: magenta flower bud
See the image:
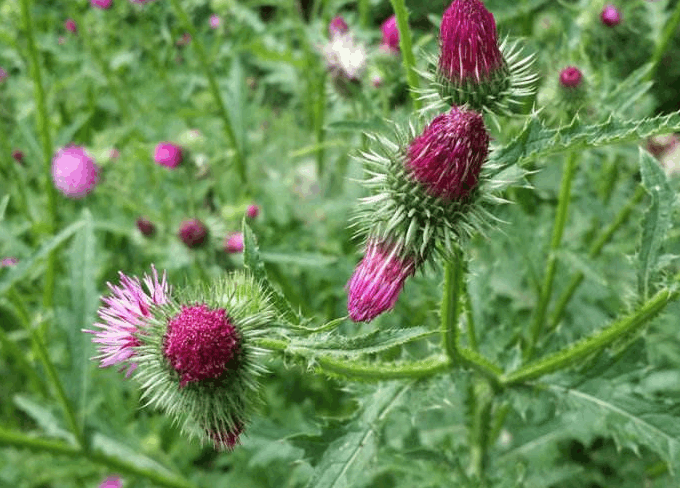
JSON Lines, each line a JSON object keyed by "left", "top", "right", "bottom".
{"left": 1, "top": 257, "right": 18, "bottom": 268}
{"left": 380, "top": 15, "right": 399, "bottom": 53}
{"left": 559, "top": 66, "right": 582, "bottom": 88}
{"left": 91, "top": 0, "right": 113, "bottom": 9}
{"left": 438, "top": 0, "right": 505, "bottom": 92}
{"left": 0, "top": 68, "right": 8, "bottom": 83}
{"left": 210, "top": 14, "right": 220, "bottom": 29}
{"left": 601, "top": 4, "right": 621, "bottom": 26}
{"left": 136, "top": 217, "right": 156, "bottom": 237}
{"left": 329, "top": 16, "right": 349, "bottom": 38}
{"left": 347, "top": 239, "right": 416, "bottom": 322}
{"left": 51, "top": 146, "right": 101, "bottom": 199}
{"left": 225, "top": 232, "right": 244, "bottom": 254}
{"left": 12, "top": 149, "right": 24, "bottom": 164}
{"left": 164, "top": 304, "right": 241, "bottom": 387}
{"left": 406, "top": 107, "right": 489, "bottom": 202}
{"left": 98, "top": 476, "right": 122, "bottom": 488}
{"left": 154, "top": 142, "right": 183, "bottom": 169}
{"left": 246, "top": 204, "right": 259, "bottom": 219}
{"left": 178, "top": 219, "right": 208, "bottom": 248}
{"left": 65, "top": 18, "right": 77, "bottom": 33}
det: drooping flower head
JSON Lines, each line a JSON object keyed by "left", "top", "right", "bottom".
{"left": 601, "top": 4, "right": 621, "bottom": 26}
{"left": 91, "top": 0, "right": 113, "bottom": 9}
{"left": 347, "top": 239, "right": 415, "bottom": 322}
{"left": 178, "top": 219, "right": 208, "bottom": 248}
{"left": 210, "top": 14, "right": 220, "bottom": 29}
{"left": 51, "top": 146, "right": 101, "bottom": 198}
{"left": 329, "top": 16, "right": 349, "bottom": 38}
{"left": 559, "top": 66, "right": 582, "bottom": 88}
{"left": 136, "top": 217, "right": 156, "bottom": 237}
{"left": 225, "top": 232, "right": 244, "bottom": 254}
{"left": 83, "top": 266, "right": 169, "bottom": 377}
{"left": 246, "top": 204, "right": 260, "bottom": 219}
{"left": 380, "top": 15, "right": 400, "bottom": 53}
{"left": 406, "top": 106, "right": 489, "bottom": 202}
{"left": 154, "top": 142, "right": 183, "bottom": 169}
{"left": 98, "top": 475, "right": 123, "bottom": 488}
{"left": 65, "top": 19, "right": 77, "bottom": 33}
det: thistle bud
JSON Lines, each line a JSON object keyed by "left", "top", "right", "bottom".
{"left": 210, "top": 14, "right": 220, "bottom": 29}
{"left": 601, "top": 4, "right": 621, "bottom": 27}
{"left": 347, "top": 239, "right": 415, "bottom": 322}
{"left": 380, "top": 15, "right": 400, "bottom": 53}
{"left": 406, "top": 106, "right": 489, "bottom": 202}
{"left": 12, "top": 149, "right": 24, "bottom": 164}
{"left": 136, "top": 217, "right": 156, "bottom": 237}
{"left": 329, "top": 16, "right": 349, "bottom": 38}
{"left": 52, "top": 146, "right": 101, "bottom": 199}
{"left": 246, "top": 204, "right": 260, "bottom": 219}
{"left": 225, "top": 232, "right": 244, "bottom": 254}
{"left": 1, "top": 257, "right": 18, "bottom": 268}
{"left": 154, "top": 142, "right": 183, "bottom": 169}
{"left": 559, "top": 66, "right": 582, "bottom": 89}
{"left": 65, "top": 19, "right": 77, "bottom": 34}
{"left": 178, "top": 219, "right": 208, "bottom": 248}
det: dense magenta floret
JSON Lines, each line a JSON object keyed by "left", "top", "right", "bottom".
{"left": 178, "top": 219, "right": 208, "bottom": 248}
{"left": 163, "top": 304, "right": 241, "bottom": 387}
{"left": 380, "top": 15, "right": 399, "bottom": 52}
{"left": 154, "top": 142, "right": 183, "bottom": 169}
{"left": 225, "top": 232, "right": 244, "bottom": 254}
{"left": 329, "top": 16, "right": 349, "bottom": 38}
{"left": 51, "top": 146, "right": 101, "bottom": 199}
{"left": 601, "top": 4, "right": 621, "bottom": 27}
{"left": 559, "top": 66, "right": 582, "bottom": 88}
{"left": 406, "top": 107, "right": 489, "bottom": 202}
{"left": 347, "top": 240, "right": 415, "bottom": 322}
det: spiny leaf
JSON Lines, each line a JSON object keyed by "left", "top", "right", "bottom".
{"left": 637, "top": 148, "right": 674, "bottom": 300}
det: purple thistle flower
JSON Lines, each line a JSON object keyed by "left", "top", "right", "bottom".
{"left": 559, "top": 66, "right": 582, "bottom": 88}
{"left": 601, "top": 4, "right": 621, "bottom": 27}
{"left": 246, "top": 204, "right": 259, "bottom": 219}
{"left": 178, "top": 219, "right": 208, "bottom": 248}
{"left": 347, "top": 239, "right": 416, "bottom": 322}
{"left": 163, "top": 304, "right": 241, "bottom": 387}
{"left": 438, "top": 0, "right": 505, "bottom": 87}
{"left": 206, "top": 422, "right": 244, "bottom": 452}
{"left": 329, "top": 16, "right": 349, "bottom": 38}
{"left": 406, "top": 107, "right": 489, "bottom": 202}
{"left": 136, "top": 217, "right": 156, "bottom": 237}
{"left": 98, "top": 475, "right": 123, "bottom": 488}
{"left": 51, "top": 146, "right": 101, "bottom": 199}
{"left": 91, "top": 0, "right": 113, "bottom": 9}
{"left": 1, "top": 257, "right": 18, "bottom": 268}
{"left": 225, "top": 232, "right": 244, "bottom": 254}
{"left": 210, "top": 14, "right": 220, "bottom": 29}
{"left": 84, "top": 266, "right": 170, "bottom": 377}
{"left": 380, "top": 15, "right": 399, "bottom": 53}
{"left": 0, "top": 68, "right": 8, "bottom": 83}
{"left": 65, "top": 19, "right": 77, "bottom": 34}
{"left": 12, "top": 149, "right": 24, "bottom": 164}
{"left": 154, "top": 142, "right": 183, "bottom": 169}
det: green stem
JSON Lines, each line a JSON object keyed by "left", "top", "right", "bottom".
{"left": 457, "top": 347, "right": 503, "bottom": 386}
{"left": 314, "top": 70, "right": 327, "bottom": 179}
{"left": 504, "top": 287, "right": 675, "bottom": 385}
{"left": 316, "top": 355, "right": 451, "bottom": 380}
{"left": 548, "top": 185, "right": 646, "bottom": 330}
{"left": 168, "top": 0, "right": 247, "bottom": 188}
{"left": 647, "top": 0, "right": 680, "bottom": 82}
{"left": 468, "top": 379, "right": 493, "bottom": 482}
{"left": 358, "top": 0, "right": 370, "bottom": 28}
{"left": 388, "top": 0, "right": 422, "bottom": 110}
{"left": 20, "top": 0, "right": 57, "bottom": 312}
{"left": 441, "top": 251, "right": 464, "bottom": 362}
{"left": 0, "top": 427, "right": 197, "bottom": 488}
{"left": 463, "top": 279, "right": 479, "bottom": 351}
{"left": 525, "top": 152, "right": 577, "bottom": 359}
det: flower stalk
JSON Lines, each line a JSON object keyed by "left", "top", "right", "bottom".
{"left": 441, "top": 251, "right": 464, "bottom": 362}
{"left": 388, "top": 0, "right": 422, "bottom": 110}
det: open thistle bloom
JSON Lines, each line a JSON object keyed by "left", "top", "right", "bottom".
{"left": 406, "top": 106, "right": 488, "bottom": 202}
{"left": 52, "top": 146, "right": 101, "bottom": 198}
{"left": 178, "top": 219, "right": 208, "bottom": 248}
{"left": 424, "top": 0, "right": 536, "bottom": 113}
{"left": 322, "top": 32, "right": 367, "bottom": 87}
{"left": 380, "top": 15, "right": 400, "bottom": 53}
{"left": 154, "top": 142, "right": 183, "bottom": 169}
{"left": 329, "top": 16, "right": 349, "bottom": 38}
{"left": 601, "top": 4, "right": 621, "bottom": 26}
{"left": 84, "top": 266, "right": 169, "bottom": 377}
{"left": 347, "top": 239, "right": 415, "bottom": 322}
{"left": 559, "top": 66, "right": 582, "bottom": 88}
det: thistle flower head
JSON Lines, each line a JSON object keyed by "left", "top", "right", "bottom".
{"left": 559, "top": 66, "right": 582, "bottom": 88}
{"left": 12, "top": 149, "right": 24, "bottom": 164}
{"left": 0, "top": 68, "right": 8, "bottom": 83}
{"left": 178, "top": 219, "right": 208, "bottom": 248}
{"left": 210, "top": 14, "right": 220, "bottom": 29}
{"left": 136, "top": 217, "right": 156, "bottom": 237}
{"left": 225, "top": 232, "right": 244, "bottom": 254}
{"left": 154, "top": 142, "right": 183, "bottom": 169}
{"left": 51, "top": 146, "right": 101, "bottom": 199}
{"left": 406, "top": 106, "right": 489, "bottom": 202}
{"left": 1, "top": 257, "right": 18, "bottom": 268}
{"left": 83, "top": 266, "right": 169, "bottom": 377}
{"left": 601, "top": 4, "right": 621, "bottom": 26}
{"left": 380, "top": 15, "right": 399, "bottom": 53}
{"left": 329, "top": 16, "right": 349, "bottom": 38}
{"left": 246, "top": 204, "right": 260, "bottom": 219}
{"left": 65, "top": 19, "right": 77, "bottom": 33}
{"left": 347, "top": 239, "right": 415, "bottom": 322}
{"left": 91, "top": 0, "right": 112, "bottom": 8}
{"left": 322, "top": 33, "right": 367, "bottom": 81}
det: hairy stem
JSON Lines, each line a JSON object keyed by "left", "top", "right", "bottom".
{"left": 463, "top": 279, "right": 479, "bottom": 351}
{"left": 504, "top": 286, "right": 676, "bottom": 385}
{"left": 168, "top": 0, "right": 247, "bottom": 188}
{"left": 548, "top": 185, "right": 646, "bottom": 330}
{"left": 388, "top": 0, "right": 422, "bottom": 110}
{"left": 468, "top": 379, "right": 493, "bottom": 483}
{"left": 526, "top": 152, "right": 577, "bottom": 359}
{"left": 441, "top": 251, "right": 464, "bottom": 362}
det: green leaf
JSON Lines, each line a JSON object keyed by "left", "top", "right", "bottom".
{"left": 242, "top": 220, "right": 300, "bottom": 324}
{"left": 303, "top": 382, "right": 414, "bottom": 488}
{"left": 0, "top": 194, "right": 9, "bottom": 221}
{"left": 637, "top": 148, "right": 674, "bottom": 300}
{"left": 13, "top": 395, "right": 75, "bottom": 444}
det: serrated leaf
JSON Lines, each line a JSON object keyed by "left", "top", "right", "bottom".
{"left": 304, "top": 382, "right": 413, "bottom": 488}
{"left": 288, "top": 327, "right": 435, "bottom": 357}
{"left": 242, "top": 221, "right": 300, "bottom": 324}
{"left": 637, "top": 148, "right": 673, "bottom": 300}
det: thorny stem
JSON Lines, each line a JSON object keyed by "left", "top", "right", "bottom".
{"left": 441, "top": 251, "right": 464, "bottom": 362}
{"left": 526, "top": 152, "right": 577, "bottom": 359}
{"left": 468, "top": 379, "right": 494, "bottom": 483}
{"left": 168, "top": 0, "right": 248, "bottom": 189}
{"left": 20, "top": 0, "right": 58, "bottom": 313}
{"left": 548, "top": 185, "right": 646, "bottom": 330}
{"left": 463, "top": 279, "right": 479, "bottom": 351}
{"left": 388, "top": 0, "right": 422, "bottom": 110}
